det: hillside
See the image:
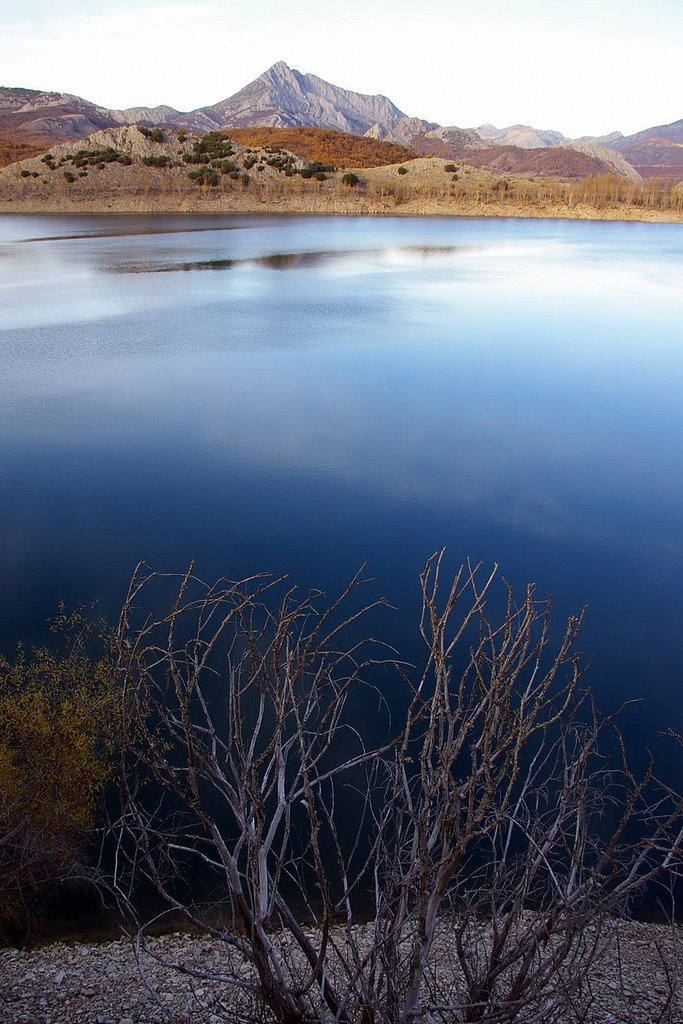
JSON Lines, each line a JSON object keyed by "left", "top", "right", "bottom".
{"left": 228, "top": 127, "right": 414, "bottom": 167}
{"left": 0, "top": 130, "right": 55, "bottom": 167}
{"left": 1, "top": 125, "right": 681, "bottom": 223}
{"left": 408, "top": 137, "right": 635, "bottom": 181}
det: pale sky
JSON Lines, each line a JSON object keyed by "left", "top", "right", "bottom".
{"left": 2, "top": 0, "right": 682, "bottom": 138}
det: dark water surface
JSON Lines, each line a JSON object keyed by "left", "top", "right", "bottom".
{"left": 2, "top": 213, "right": 683, "bottom": 771}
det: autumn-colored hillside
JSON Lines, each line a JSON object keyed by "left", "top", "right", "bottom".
{"left": 0, "top": 133, "right": 55, "bottom": 168}
{"left": 461, "top": 145, "right": 611, "bottom": 180}
{"left": 408, "top": 135, "right": 611, "bottom": 181}
{"left": 228, "top": 127, "right": 415, "bottom": 167}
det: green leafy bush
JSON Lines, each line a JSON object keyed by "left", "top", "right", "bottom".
{"left": 187, "top": 167, "right": 220, "bottom": 187}
{"left": 142, "top": 155, "right": 171, "bottom": 168}
{"left": 213, "top": 159, "right": 237, "bottom": 174}
{"left": 138, "top": 126, "right": 165, "bottom": 143}
{"left": 187, "top": 131, "right": 234, "bottom": 165}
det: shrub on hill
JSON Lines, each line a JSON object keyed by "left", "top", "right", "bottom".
{"left": 187, "top": 166, "right": 220, "bottom": 187}
{"left": 186, "top": 131, "right": 234, "bottom": 165}
{"left": 142, "top": 154, "right": 171, "bottom": 168}
{"left": 59, "top": 147, "right": 132, "bottom": 171}
{"left": 138, "top": 126, "right": 165, "bottom": 143}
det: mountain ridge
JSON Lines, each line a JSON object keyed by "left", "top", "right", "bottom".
{"left": 1, "top": 64, "right": 681, "bottom": 178}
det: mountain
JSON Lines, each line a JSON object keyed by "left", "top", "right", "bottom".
{"left": 608, "top": 118, "right": 683, "bottom": 178}
{"left": 473, "top": 123, "right": 566, "bottom": 149}
{"left": 0, "top": 86, "right": 122, "bottom": 139}
{"left": 197, "top": 61, "right": 436, "bottom": 138}
{"left": 0, "top": 64, "right": 436, "bottom": 144}
{"left": 1, "top": 67, "right": 681, "bottom": 179}
{"left": 613, "top": 118, "right": 683, "bottom": 149}
{"left": 576, "top": 131, "right": 625, "bottom": 147}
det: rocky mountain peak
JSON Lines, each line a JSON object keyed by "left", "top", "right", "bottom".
{"left": 199, "top": 61, "right": 409, "bottom": 136}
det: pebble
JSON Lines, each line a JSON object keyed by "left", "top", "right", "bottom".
{"left": 0, "top": 919, "right": 680, "bottom": 1023}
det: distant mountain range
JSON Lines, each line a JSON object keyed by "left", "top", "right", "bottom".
{"left": 1, "top": 62, "right": 682, "bottom": 179}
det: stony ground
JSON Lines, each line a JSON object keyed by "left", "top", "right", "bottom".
{"left": 1, "top": 918, "right": 681, "bottom": 1024}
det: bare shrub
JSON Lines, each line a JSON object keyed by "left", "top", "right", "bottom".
{"left": 110, "top": 556, "right": 683, "bottom": 1023}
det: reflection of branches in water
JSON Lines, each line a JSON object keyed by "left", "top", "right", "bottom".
{"left": 109, "top": 244, "right": 475, "bottom": 276}
{"left": 111, "top": 554, "right": 683, "bottom": 1024}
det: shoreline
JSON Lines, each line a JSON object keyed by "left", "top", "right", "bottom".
{"left": 1, "top": 918, "right": 681, "bottom": 1024}
{"left": 2, "top": 194, "right": 683, "bottom": 223}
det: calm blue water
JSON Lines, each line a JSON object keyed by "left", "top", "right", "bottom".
{"left": 1, "top": 213, "right": 683, "bottom": 766}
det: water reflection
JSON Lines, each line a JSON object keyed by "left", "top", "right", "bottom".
{"left": 110, "top": 244, "right": 468, "bottom": 275}
{"left": 0, "top": 214, "right": 682, "bottom": 756}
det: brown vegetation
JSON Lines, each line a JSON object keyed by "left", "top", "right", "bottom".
{"left": 438, "top": 142, "right": 610, "bottom": 180}
{"left": 0, "top": 133, "right": 55, "bottom": 168}
{"left": 408, "top": 134, "right": 612, "bottom": 179}
{"left": 229, "top": 126, "right": 415, "bottom": 167}
{"left": 0, "top": 610, "right": 118, "bottom": 937}
{"left": 621, "top": 139, "right": 683, "bottom": 181}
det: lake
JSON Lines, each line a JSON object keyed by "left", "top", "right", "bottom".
{"left": 1, "top": 213, "right": 682, "bottom": 771}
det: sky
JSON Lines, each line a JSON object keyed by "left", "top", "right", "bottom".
{"left": 2, "top": 0, "right": 682, "bottom": 138}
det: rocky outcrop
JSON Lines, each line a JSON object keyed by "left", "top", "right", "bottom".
{"left": 365, "top": 115, "right": 440, "bottom": 146}
{"left": 473, "top": 123, "right": 566, "bottom": 149}
{"left": 576, "top": 130, "right": 626, "bottom": 147}
{"left": 561, "top": 141, "right": 643, "bottom": 182}
{"left": 424, "top": 125, "right": 487, "bottom": 149}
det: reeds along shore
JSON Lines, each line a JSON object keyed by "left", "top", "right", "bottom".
{"left": 2, "top": 163, "right": 683, "bottom": 221}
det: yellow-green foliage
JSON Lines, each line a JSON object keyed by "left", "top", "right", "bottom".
{"left": 0, "top": 614, "right": 118, "bottom": 929}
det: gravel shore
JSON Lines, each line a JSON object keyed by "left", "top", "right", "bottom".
{"left": 1, "top": 918, "right": 681, "bottom": 1024}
